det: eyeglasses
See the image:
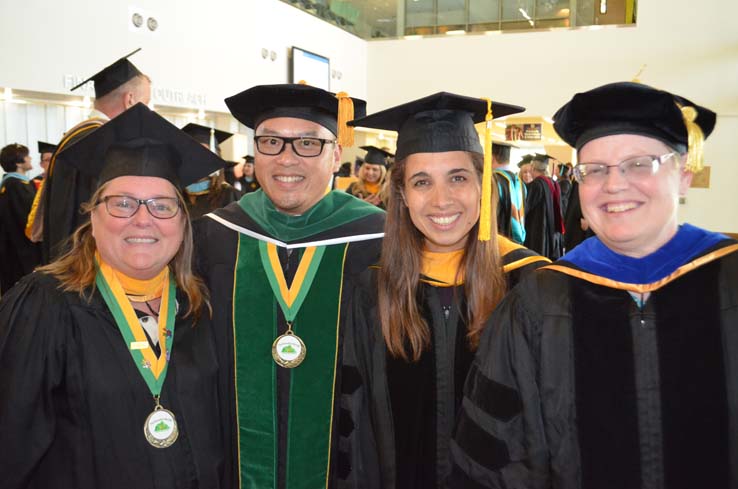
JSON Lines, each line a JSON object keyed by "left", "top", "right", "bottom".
{"left": 98, "top": 195, "right": 181, "bottom": 219}
{"left": 573, "top": 153, "right": 677, "bottom": 185}
{"left": 254, "top": 135, "right": 335, "bottom": 158}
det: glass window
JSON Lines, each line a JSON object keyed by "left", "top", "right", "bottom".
{"left": 501, "top": 0, "right": 535, "bottom": 21}
{"left": 406, "top": 0, "right": 435, "bottom": 28}
{"left": 469, "top": 0, "right": 500, "bottom": 24}
{"left": 536, "top": 0, "right": 569, "bottom": 18}
{"left": 438, "top": 0, "right": 466, "bottom": 26}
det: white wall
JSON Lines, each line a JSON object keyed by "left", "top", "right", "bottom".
{"left": 366, "top": 0, "right": 738, "bottom": 232}
{"left": 0, "top": 0, "right": 368, "bottom": 111}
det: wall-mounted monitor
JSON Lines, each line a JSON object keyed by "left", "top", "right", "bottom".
{"left": 290, "top": 46, "right": 330, "bottom": 91}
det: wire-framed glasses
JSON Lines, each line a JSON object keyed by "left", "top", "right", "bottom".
{"left": 573, "top": 153, "right": 677, "bottom": 185}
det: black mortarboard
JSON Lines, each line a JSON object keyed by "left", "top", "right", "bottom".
{"left": 532, "top": 152, "right": 555, "bottom": 162}
{"left": 71, "top": 48, "right": 144, "bottom": 99}
{"left": 348, "top": 92, "right": 524, "bottom": 161}
{"left": 553, "top": 81, "right": 716, "bottom": 172}
{"left": 57, "top": 103, "right": 225, "bottom": 190}
{"left": 224, "top": 84, "right": 367, "bottom": 146}
{"left": 517, "top": 154, "right": 534, "bottom": 168}
{"left": 181, "top": 123, "right": 234, "bottom": 149}
{"left": 37, "top": 141, "right": 57, "bottom": 154}
{"left": 243, "top": 155, "right": 255, "bottom": 164}
{"left": 360, "top": 145, "right": 393, "bottom": 167}
{"left": 491, "top": 141, "right": 516, "bottom": 162}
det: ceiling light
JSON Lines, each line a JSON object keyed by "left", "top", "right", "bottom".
{"left": 404, "top": 34, "right": 422, "bottom": 40}
{"left": 445, "top": 29, "right": 466, "bottom": 36}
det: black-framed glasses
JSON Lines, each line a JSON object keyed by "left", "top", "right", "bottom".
{"left": 254, "top": 135, "right": 335, "bottom": 157}
{"left": 98, "top": 195, "right": 181, "bottom": 219}
{"left": 573, "top": 153, "right": 677, "bottom": 185}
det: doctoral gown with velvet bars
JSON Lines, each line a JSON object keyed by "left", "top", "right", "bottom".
{"left": 449, "top": 237, "right": 738, "bottom": 489}
{"left": 193, "top": 192, "right": 385, "bottom": 489}
{"left": 0, "top": 272, "right": 229, "bottom": 489}
{"left": 345, "top": 239, "right": 549, "bottom": 489}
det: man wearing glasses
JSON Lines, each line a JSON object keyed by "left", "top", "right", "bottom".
{"left": 450, "top": 82, "right": 738, "bottom": 489}
{"left": 193, "top": 84, "right": 385, "bottom": 489}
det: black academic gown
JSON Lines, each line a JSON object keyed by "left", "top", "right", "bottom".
{"left": 558, "top": 178, "right": 572, "bottom": 219}
{"left": 346, "top": 241, "right": 549, "bottom": 489}
{"left": 41, "top": 118, "right": 105, "bottom": 262}
{"left": 0, "top": 272, "right": 229, "bottom": 489}
{"left": 563, "top": 181, "right": 594, "bottom": 253}
{"left": 0, "top": 177, "right": 41, "bottom": 293}
{"left": 449, "top": 239, "right": 738, "bottom": 489}
{"left": 524, "top": 176, "right": 561, "bottom": 260}
{"left": 193, "top": 195, "right": 385, "bottom": 489}
{"left": 186, "top": 183, "right": 240, "bottom": 220}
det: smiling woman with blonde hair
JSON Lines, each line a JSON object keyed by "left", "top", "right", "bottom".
{"left": 0, "top": 104, "right": 232, "bottom": 489}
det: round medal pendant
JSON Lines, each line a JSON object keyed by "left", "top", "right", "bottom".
{"left": 144, "top": 406, "right": 179, "bottom": 448}
{"left": 272, "top": 331, "right": 306, "bottom": 368}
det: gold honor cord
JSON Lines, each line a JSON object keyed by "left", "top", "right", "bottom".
{"left": 258, "top": 242, "right": 327, "bottom": 368}
{"left": 95, "top": 259, "right": 179, "bottom": 448}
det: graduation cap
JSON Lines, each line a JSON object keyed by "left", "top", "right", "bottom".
{"left": 348, "top": 92, "right": 524, "bottom": 160}
{"left": 181, "top": 123, "right": 234, "bottom": 151}
{"left": 517, "top": 154, "right": 534, "bottom": 167}
{"left": 71, "top": 48, "right": 144, "bottom": 99}
{"left": 359, "top": 145, "right": 393, "bottom": 167}
{"left": 553, "top": 81, "right": 716, "bottom": 172}
{"left": 518, "top": 154, "right": 533, "bottom": 168}
{"left": 491, "top": 140, "right": 517, "bottom": 163}
{"left": 37, "top": 141, "right": 57, "bottom": 154}
{"left": 349, "top": 91, "right": 525, "bottom": 241}
{"left": 243, "top": 155, "right": 255, "bottom": 164}
{"left": 57, "top": 103, "right": 225, "bottom": 190}
{"left": 224, "top": 83, "right": 367, "bottom": 147}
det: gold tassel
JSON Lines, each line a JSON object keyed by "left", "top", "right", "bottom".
{"left": 631, "top": 64, "right": 647, "bottom": 83}
{"left": 335, "top": 91, "right": 355, "bottom": 147}
{"left": 679, "top": 105, "right": 705, "bottom": 173}
{"left": 479, "top": 98, "right": 493, "bottom": 242}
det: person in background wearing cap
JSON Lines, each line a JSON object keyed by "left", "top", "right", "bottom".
{"left": 347, "top": 92, "right": 549, "bottom": 489}
{"left": 492, "top": 141, "right": 526, "bottom": 244}
{"left": 32, "top": 141, "right": 57, "bottom": 190}
{"left": 345, "top": 145, "right": 392, "bottom": 207}
{"left": 0, "top": 104, "right": 231, "bottom": 489}
{"left": 450, "top": 82, "right": 738, "bottom": 489}
{"left": 228, "top": 154, "right": 260, "bottom": 195}
{"left": 524, "top": 153, "right": 564, "bottom": 260}
{"left": 193, "top": 84, "right": 385, "bottom": 489}
{"left": 517, "top": 154, "right": 534, "bottom": 185}
{"left": 180, "top": 123, "right": 239, "bottom": 219}
{"left": 26, "top": 49, "right": 152, "bottom": 263}
{"left": 0, "top": 143, "right": 41, "bottom": 293}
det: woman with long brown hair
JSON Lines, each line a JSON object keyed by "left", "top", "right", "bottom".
{"left": 0, "top": 104, "right": 233, "bottom": 489}
{"left": 347, "top": 92, "right": 549, "bottom": 488}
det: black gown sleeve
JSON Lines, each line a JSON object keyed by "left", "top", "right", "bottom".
{"left": 0, "top": 274, "right": 72, "bottom": 489}
{"left": 449, "top": 279, "right": 550, "bottom": 489}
